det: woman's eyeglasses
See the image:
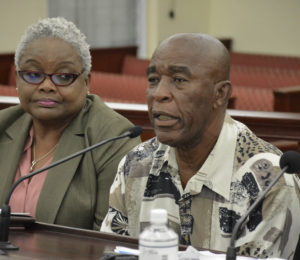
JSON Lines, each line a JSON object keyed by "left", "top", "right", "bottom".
{"left": 18, "top": 70, "right": 83, "bottom": 86}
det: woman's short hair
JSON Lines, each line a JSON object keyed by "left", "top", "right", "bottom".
{"left": 15, "top": 17, "right": 91, "bottom": 78}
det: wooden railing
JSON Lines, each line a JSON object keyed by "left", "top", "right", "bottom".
{"left": 274, "top": 85, "right": 300, "bottom": 113}
{"left": 1, "top": 97, "right": 300, "bottom": 151}
{"left": 111, "top": 104, "right": 300, "bottom": 151}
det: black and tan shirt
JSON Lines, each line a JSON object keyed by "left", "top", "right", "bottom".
{"left": 101, "top": 115, "right": 300, "bottom": 259}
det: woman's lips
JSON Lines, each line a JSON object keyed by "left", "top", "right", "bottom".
{"left": 37, "top": 99, "right": 57, "bottom": 107}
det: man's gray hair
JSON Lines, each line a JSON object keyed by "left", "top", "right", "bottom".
{"left": 15, "top": 17, "right": 91, "bottom": 78}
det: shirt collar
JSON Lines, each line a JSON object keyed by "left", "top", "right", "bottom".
{"left": 24, "top": 126, "right": 34, "bottom": 151}
{"left": 186, "top": 114, "right": 237, "bottom": 200}
{"left": 149, "top": 114, "right": 237, "bottom": 201}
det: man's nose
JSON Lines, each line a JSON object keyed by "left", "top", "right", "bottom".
{"left": 151, "top": 77, "right": 172, "bottom": 102}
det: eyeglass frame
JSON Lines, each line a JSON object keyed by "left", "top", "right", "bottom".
{"left": 17, "top": 70, "right": 84, "bottom": 87}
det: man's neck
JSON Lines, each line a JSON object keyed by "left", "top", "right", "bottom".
{"left": 175, "top": 116, "right": 225, "bottom": 189}
{"left": 175, "top": 135, "right": 218, "bottom": 188}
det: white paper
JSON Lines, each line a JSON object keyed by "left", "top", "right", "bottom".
{"left": 114, "top": 246, "right": 139, "bottom": 255}
{"left": 114, "top": 246, "right": 286, "bottom": 260}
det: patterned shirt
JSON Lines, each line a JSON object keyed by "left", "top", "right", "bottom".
{"left": 101, "top": 115, "right": 300, "bottom": 259}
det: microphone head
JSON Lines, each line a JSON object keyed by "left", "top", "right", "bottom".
{"left": 279, "top": 150, "right": 300, "bottom": 173}
{"left": 127, "top": 126, "right": 143, "bottom": 138}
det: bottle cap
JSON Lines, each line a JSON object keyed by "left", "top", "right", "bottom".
{"left": 150, "top": 209, "right": 168, "bottom": 224}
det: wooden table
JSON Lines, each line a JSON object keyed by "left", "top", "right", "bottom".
{"left": 2, "top": 221, "right": 139, "bottom": 259}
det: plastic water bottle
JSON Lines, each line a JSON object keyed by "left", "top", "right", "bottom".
{"left": 139, "top": 208, "right": 178, "bottom": 260}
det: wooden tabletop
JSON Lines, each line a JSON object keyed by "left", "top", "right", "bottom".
{"left": 2, "top": 222, "right": 139, "bottom": 259}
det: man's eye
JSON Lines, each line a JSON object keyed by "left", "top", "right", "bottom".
{"left": 148, "top": 77, "right": 159, "bottom": 84}
{"left": 174, "top": 77, "right": 186, "bottom": 83}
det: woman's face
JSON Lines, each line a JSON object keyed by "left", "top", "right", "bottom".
{"left": 16, "top": 37, "right": 89, "bottom": 125}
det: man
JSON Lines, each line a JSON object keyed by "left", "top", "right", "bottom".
{"left": 101, "top": 33, "right": 300, "bottom": 259}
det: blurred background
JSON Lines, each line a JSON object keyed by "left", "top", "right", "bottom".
{"left": 1, "top": 0, "right": 300, "bottom": 150}
{"left": 1, "top": 0, "right": 300, "bottom": 113}
{"left": 1, "top": 0, "right": 300, "bottom": 58}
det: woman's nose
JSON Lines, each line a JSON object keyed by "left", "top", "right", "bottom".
{"left": 38, "top": 77, "right": 57, "bottom": 92}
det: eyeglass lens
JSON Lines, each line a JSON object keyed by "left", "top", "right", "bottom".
{"left": 19, "top": 71, "right": 79, "bottom": 86}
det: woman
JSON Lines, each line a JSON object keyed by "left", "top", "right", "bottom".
{"left": 0, "top": 17, "right": 140, "bottom": 230}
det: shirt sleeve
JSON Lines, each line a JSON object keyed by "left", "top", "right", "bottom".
{"left": 92, "top": 118, "right": 140, "bottom": 230}
{"left": 100, "top": 156, "right": 130, "bottom": 235}
{"left": 235, "top": 159, "right": 300, "bottom": 259}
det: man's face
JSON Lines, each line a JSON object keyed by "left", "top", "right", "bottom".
{"left": 146, "top": 37, "right": 218, "bottom": 148}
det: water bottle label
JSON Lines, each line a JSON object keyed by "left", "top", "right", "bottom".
{"left": 139, "top": 247, "right": 178, "bottom": 260}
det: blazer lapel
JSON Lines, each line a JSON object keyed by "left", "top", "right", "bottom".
{"left": 36, "top": 120, "right": 85, "bottom": 223}
{"left": 0, "top": 115, "right": 31, "bottom": 205}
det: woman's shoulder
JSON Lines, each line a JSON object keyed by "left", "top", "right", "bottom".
{"left": 0, "top": 104, "right": 25, "bottom": 117}
{"left": 85, "top": 95, "right": 134, "bottom": 127}
{"left": 0, "top": 105, "right": 28, "bottom": 126}
{"left": 0, "top": 105, "right": 31, "bottom": 136}
{"left": 78, "top": 95, "right": 136, "bottom": 139}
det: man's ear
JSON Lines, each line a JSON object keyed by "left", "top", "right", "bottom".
{"left": 213, "top": 80, "right": 232, "bottom": 109}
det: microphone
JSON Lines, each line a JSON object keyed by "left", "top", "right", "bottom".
{"left": 122, "top": 126, "right": 143, "bottom": 139}
{"left": 0, "top": 126, "right": 142, "bottom": 251}
{"left": 226, "top": 151, "right": 300, "bottom": 260}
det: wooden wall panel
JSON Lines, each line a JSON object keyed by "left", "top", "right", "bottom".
{"left": 0, "top": 46, "right": 137, "bottom": 85}
{"left": 0, "top": 53, "right": 14, "bottom": 85}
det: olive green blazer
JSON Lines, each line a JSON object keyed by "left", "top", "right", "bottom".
{"left": 0, "top": 95, "right": 140, "bottom": 230}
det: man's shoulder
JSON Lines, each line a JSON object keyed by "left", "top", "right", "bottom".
{"left": 121, "top": 138, "right": 163, "bottom": 177}
{"left": 231, "top": 119, "right": 288, "bottom": 191}
{"left": 234, "top": 119, "right": 281, "bottom": 166}
{"left": 126, "top": 137, "right": 161, "bottom": 161}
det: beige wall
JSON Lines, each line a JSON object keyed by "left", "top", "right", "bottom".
{"left": 0, "top": 0, "right": 47, "bottom": 54}
{"left": 146, "top": 0, "right": 210, "bottom": 58}
{"left": 209, "top": 0, "right": 300, "bottom": 56}
{"left": 146, "top": 0, "right": 300, "bottom": 58}
{"left": 0, "top": 0, "right": 299, "bottom": 58}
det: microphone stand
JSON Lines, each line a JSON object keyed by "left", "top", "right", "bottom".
{"left": 226, "top": 165, "right": 288, "bottom": 260}
{"left": 0, "top": 128, "right": 141, "bottom": 250}
{"left": 0, "top": 204, "right": 15, "bottom": 250}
